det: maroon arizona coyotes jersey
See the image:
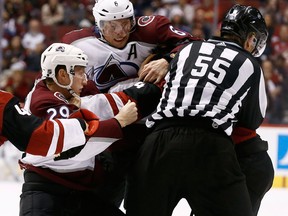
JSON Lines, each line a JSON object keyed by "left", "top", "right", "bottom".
{"left": 21, "top": 79, "right": 162, "bottom": 190}
{"left": 0, "top": 90, "right": 86, "bottom": 156}
{"left": 62, "top": 15, "right": 198, "bottom": 92}
{"left": 24, "top": 80, "right": 79, "bottom": 119}
{"left": 21, "top": 80, "right": 124, "bottom": 190}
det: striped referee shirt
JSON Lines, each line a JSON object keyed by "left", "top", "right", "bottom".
{"left": 146, "top": 37, "right": 267, "bottom": 136}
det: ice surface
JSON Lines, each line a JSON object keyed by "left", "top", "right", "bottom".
{"left": 0, "top": 181, "right": 287, "bottom": 216}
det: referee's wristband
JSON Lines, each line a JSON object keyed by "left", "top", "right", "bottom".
{"left": 162, "top": 53, "right": 176, "bottom": 63}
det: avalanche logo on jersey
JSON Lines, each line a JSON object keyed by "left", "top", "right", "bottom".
{"left": 87, "top": 54, "right": 139, "bottom": 91}
{"left": 277, "top": 135, "right": 288, "bottom": 169}
{"left": 138, "top": 16, "right": 155, "bottom": 27}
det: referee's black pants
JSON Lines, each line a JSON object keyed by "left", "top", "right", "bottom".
{"left": 125, "top": 119, "right": 253, "bottom": 216}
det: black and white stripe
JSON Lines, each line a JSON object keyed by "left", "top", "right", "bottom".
{"left": 147, "top": 38, "right": 267, "bottom": 135}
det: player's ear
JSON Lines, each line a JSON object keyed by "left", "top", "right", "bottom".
{"left": 57, "top": 68, "right": 70, "bottom": 84}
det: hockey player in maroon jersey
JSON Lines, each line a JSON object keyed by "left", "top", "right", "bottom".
{"left": 19, "top": 43, "right": 162, "bottom": 216}
{"left": 62, "top": 0, "right": 201, "bottom": 93}
{"left": 0, "top": 90, "right": 99, "bottom": 157}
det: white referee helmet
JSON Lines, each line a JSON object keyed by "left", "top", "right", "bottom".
{"left": 41, "top": 43, "right": 88, "bottom": 90}
{"left": 92, "top": 0, "right": 136, "bottom": 32}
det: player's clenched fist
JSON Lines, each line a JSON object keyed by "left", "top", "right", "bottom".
{"left": 69, "top": 109, "right": 99, "bottom": 136}
{"left": 115, "top": 100, "right": 138, "bottom": 128}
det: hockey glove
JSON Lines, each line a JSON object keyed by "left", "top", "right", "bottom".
{"left": 69, "top": 109, "right": 99, "bottom": 136}
{"left": 123, "top": 82, "right": 162, "bottom": 118}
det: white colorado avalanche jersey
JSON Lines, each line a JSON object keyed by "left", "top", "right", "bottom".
{"left": 62, "top": 15, "right": 199, "bottom": 92}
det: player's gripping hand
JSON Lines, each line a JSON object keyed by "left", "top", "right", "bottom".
{"left": 69, "top": 109, "right": 99, "bottom": 136}
{"left": 114, "top": 100, "right": 138, "bottom": 128}
{"left": 138, "top": 58, "right": 169, "bottom": 84}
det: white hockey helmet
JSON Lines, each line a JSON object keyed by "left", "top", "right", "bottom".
{"left": 92, "top": 0, "right": 135, "bottom": 31}
{"left": 41, "top": 43, "right": 88, "bottom": 89}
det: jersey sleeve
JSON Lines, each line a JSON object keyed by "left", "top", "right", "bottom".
{"left": 2, "top": 96, "right": 87, "bottom": 156}
{"left": 139, "top": 15, "right": 202, "bottom": 55}
{"left": 232, "top": 63, "right": 267, "bottom": 144}
{"left": 154, "top": 15, "right": 196, "bottom": 44}
{"left": 81, "top": 81, "right": 162, "bottom": 120}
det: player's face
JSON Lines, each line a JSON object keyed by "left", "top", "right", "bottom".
{"left": 71, "top": 66, "right": 87, "bottom": 96}
{"left": 102, "top": 18, "right": 132, "bottom": 48}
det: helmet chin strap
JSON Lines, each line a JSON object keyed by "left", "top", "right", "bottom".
{"left": 52, "top": 73, "right": 78, "bottom": 97}
{"left": 68, "top": 88, "right": 79, "bottom": 98}
{"left": 67, "top": 87, "right": 81, "bottom": 109}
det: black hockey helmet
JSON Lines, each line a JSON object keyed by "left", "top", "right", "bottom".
{"left": 221, "top": 4, "right": 268, "bottom": 57}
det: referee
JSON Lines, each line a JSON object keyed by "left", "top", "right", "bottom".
{"left": 126, "top": 5, "right": 268, "bottom": 216}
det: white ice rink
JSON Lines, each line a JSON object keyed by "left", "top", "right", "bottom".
{"left": 0, "top": 180, "right": 287, "bottom": 216}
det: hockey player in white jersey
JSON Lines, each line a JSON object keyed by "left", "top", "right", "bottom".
{"left": 62, "top": 0, "right": 201, "bottom": 93}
